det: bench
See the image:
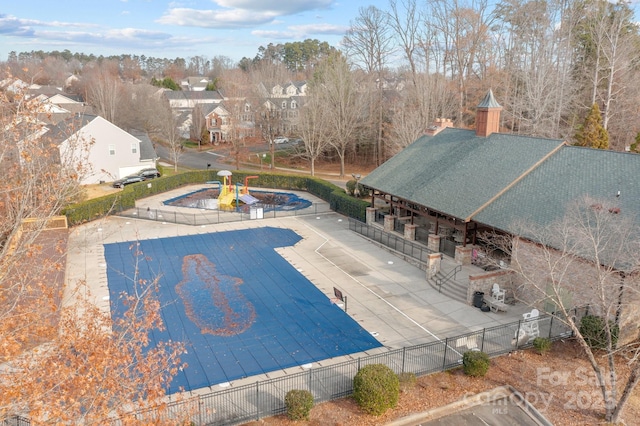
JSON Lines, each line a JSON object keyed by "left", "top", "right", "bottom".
{"left": 484, "top": 297, "right": 508, "bottom": 313}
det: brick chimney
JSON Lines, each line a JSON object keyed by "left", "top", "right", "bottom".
{"left": 475, "top": 89, "right": 502, "bottom": 137}
{"left": 425, "top": 118, "right": 454, "bottom": 136}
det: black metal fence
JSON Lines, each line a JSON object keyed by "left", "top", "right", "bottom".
{"left": 6, "top": 307, "right": 589, "bottom": 425}
{"left": 118, "top": 202, "right": 332, "bottom": 226}
{"left": 1, "top": 416, "right": 30, "bottom": 426}
{"left": 349, "top": 218, "right": 434, "bottom": 266}
{"left": 116, "top": 307, "right": 588, "bottom": 425}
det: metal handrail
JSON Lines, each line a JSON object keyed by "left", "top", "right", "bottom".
{"left": 436, "top": 264, "right": 462, "bottom": 292}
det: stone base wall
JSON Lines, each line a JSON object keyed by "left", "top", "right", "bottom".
{"left": 366, "top": 207, "right": 376, "bottom": 225}
{"left": 426, "top": 252, "right": 442, "bottom": 279}
{"left": 427, "top": 234, "right": 440, "bottom": 252}
{"left": 384, "top": 215, "right": 395, "bottom": 232}
{"left": 455, "top": 245, "right": 473, "bottom": 265}
{"left": 404, "top": 224, "right": 417, "bottom": 241}
{"left": 467, "top": 270, "right": 514, "bottom": 305}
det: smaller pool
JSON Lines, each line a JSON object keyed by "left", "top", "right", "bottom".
{"left": 163, "top": 188, "right": 312, "bottom": 212}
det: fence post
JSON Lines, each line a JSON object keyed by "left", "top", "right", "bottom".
{"left": 401, "top": 347, "right": 406, "bottom": 374}
{"left": 480, "top": 328, "right": 486, "bottom": 353}
{"left": 442, "top": 337, "right": 449, "bottom": 370}
{"left": 256, "top": 381, "right": 260, "bottom": 421}
{"left": 548, "top": 315, "right": 554, "bottom": 339}
{"left": 515, "top": 320, "right": 522, "bottom": 348}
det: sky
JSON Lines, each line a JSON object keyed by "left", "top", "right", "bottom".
{"left": 0, "top": 0, "right": 387, "bottom": 64}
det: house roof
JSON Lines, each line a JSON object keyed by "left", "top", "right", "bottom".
{"left": 477, "top": 89, "right": 502, "bottom": 109}
{"left": 163, "top": 90, "right": 223, "bottom": 101}
{"left": 474, "top": 146, "right": 640, "bottom": 237}
{"left": 360, "top": 128, "right": 564, "bottom": 220}
{"left": 44, "top": 113, "right": 97, "bottom": 142}
{"left": 128, "top": 129, "right": 157, "bottom": 161}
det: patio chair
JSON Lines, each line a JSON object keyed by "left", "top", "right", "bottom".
{"left": 485, "top": 284, "right": 508, "bottom": 313}
{"left": 521, "top": 309, "right": 540, "bottom": 338}
{"left": 491, "top": 283, "right": 506, "bottom": 304}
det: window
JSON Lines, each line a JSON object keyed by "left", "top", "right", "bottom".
{"left": 291, "top": 100, "right": 297, "bottom": 109}
{"left": 282, "top": 101, "right": 287, "bottom": 109}
{"left": 108, "top": 144, "right": 116, "bottom": 156}
{"left": 131, "top": 143, "right": 137, "bottom": 154}
{"left": 244, "top": 104, "right": 250, "bottom": 112}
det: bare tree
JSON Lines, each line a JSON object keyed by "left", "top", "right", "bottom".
{"left": 82, "top": 60, "right": 123, "bottom": 124}
{"left": 493, "top": 0, "right": 578, "bottom": 138}
{"left": 586, "top": 1, "right": 636, "bottom": 133}
{"left": 299, "top": 87, "right": 330, "bottom": 176}
{"left": 426, "top": 0, "right": 494, "bottom": 125}
{"left": 312, "top": 53, "right": 362, "bottom": 177}
{"left": 343, "top": 5, "right": 394, "bottom": 165}
{"left": 160, "top": 105, "right": 184, "bottom": 172}
{"left": 385, "top": 98, "right": 426, "bottom": 156}
{"left": 493, "top": 196, "right": 640, "bottom": 423}
{"left": 255, "top": 100, "right": 281, "bottom": 170}
{"left": 117, "top": 83, "right": 169, "bottom": 137}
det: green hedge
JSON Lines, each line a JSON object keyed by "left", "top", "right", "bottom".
{"left": 63, "top": 170, "right": 370, "bottom": 226}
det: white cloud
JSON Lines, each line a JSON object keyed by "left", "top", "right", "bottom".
{"left": 158, "top": 0, "right": 335, "bottom": 29}
{"left": 251, "top": 22, "right": 347, "bottom": 40}
{"left": 288, "top": 22, "right": 348, "bottom": 35}
{"left": 251, "top": 30, "right": 296, "bottom": 39}
{"left": 214, "top": 0, "right": 333, "bottom": 14}
{"left": 157, "top": 8, "right": 277, "bottom": 28}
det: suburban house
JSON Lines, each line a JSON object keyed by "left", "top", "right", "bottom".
{"left": 190, "top": 99, "right": 257, "bottom": 144}
{"left": 266, "top": 81, "right": 307, "bottom": 98}
{"left": 260, "top": 96, "right": 305, "bottom": 137}
{"left": 33, "top": 93, "right": 92, "bottom": 125}
{"left": 163, "top": 89, "right": 224, "bottom": 111}
{"left": 360, "top": 90, "right": 640, "bottom": 343}
{"left": 180, "top": 76, "right": 213, "bottom": 91}
{"left": 45, "top": 114, "right": 157, "bottom": 184}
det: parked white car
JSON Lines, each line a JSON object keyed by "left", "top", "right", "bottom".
{"left": 273, "top": 136, "right": 289, "bottom": 144}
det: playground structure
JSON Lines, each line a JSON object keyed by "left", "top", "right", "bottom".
{"left": 217, "top": 170, "right": 260, "bottom": 210}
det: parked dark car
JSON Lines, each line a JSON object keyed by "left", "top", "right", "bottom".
{"left": 137, "top": 168, "right": 161, "bottom": 179}
{"left": 112, "top": 175, "right": 144, "bottom": 188}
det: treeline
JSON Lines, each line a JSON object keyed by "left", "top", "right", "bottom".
{"left": 4, "top": 0, "right": 639, "bottom": 152}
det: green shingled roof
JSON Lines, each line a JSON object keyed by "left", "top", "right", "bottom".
{"left": 360, "top": 128, "right": 564, "bottom": 219}
{"left": 474, "top": 146, "right": 640, "bottom": 236}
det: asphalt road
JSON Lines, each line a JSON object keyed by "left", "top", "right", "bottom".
{"left": 154, "top": 141, "right": 298, "bottom": 171}
{"left": 154, "top": 141, "right": 349, "bottom": 189}
{"left": 154, "top": 143, "right": 230, "bottom": 170}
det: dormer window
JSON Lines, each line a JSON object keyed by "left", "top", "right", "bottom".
{"left": 244, "top": 104, "right": 250, "bottom": 112}
{"left": 291, "top": 100, "right": 297, "bottom": 109}
{"left": 282, "top": 101, "right": 287, "bottom": 109}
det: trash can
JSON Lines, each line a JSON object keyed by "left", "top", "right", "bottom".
{"left": 473, "top": 291, "right": 485, "bottom": 308}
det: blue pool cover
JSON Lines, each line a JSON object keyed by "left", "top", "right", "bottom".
{"left": 104, "top": 227, "right": 382, "bottom": 393}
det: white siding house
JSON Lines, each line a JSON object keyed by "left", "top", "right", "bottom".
{"left": 57, "top": 115, "right": 151, "bottom": 185}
